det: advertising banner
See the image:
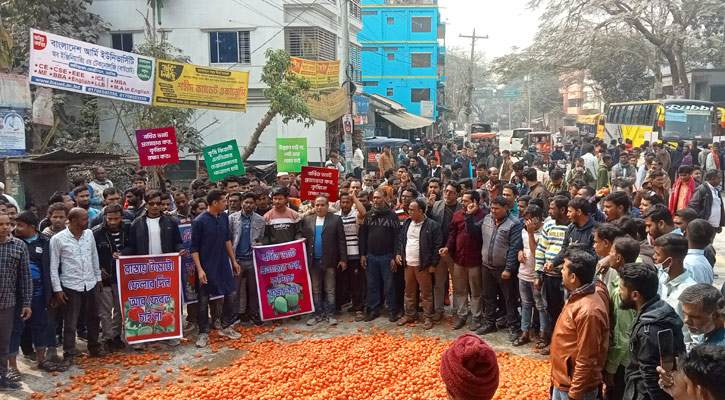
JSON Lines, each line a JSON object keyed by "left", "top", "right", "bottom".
{"left": 368, "top": 152, "right": 381, "bottom": 163}
{"left": 306, "top": 86, "right": 348, "bottom": 123}
{"left": 288, "top": 57, "right": 339, "bottom": 91}
{"left": 0, "top": 73, "right": 32, "bottom": 108}
{"left": 28, "top": 29, "right": 154, "bottom": 104}
{"left": 276, "top": 138, "right": 307, "bottom": 172}
{"left": 0, "top": 108, "right": 26, "bottom": 156}
{"left": 135, "top": 126, "right": 180, "bottom": 166}
{"left": 203, "top": 139, "right": 245, "bottom": 181}
{"left": 300, "top": 166, "right": 339, "bottom": 202}
{"left": 116, "top": 254, "right": 183, "bottom": 344}
{"left": 253, "top": 240, "right": 313, "bottom": 321}
{"left": 353, "top": 96, "right": 370, "bottom": 125}
{"left": 179, "top": 224, "right": 197, "bottom": 304}
{"left": 153, "top": 59, "right": 249, "bottom": 111}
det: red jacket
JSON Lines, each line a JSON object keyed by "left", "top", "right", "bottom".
{"left": 446, "top": 208, "right": 486, "bottom": 267}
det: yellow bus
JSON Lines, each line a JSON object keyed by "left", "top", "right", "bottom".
{"left": 576, "top": 114, "right": 605, "bottom": 140}
{"left": 604, "top": 100, "right": 725, "bottom": 147}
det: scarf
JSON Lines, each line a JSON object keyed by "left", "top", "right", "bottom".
{"left": 668, "top": 177, "right": 696, "bottom": 214}
{"left": 369, "top": 204, "right": 391, "bottom": 218}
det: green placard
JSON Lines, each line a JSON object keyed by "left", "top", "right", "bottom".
{"left": 276, "top": 138, "right": 308, "bottom": 172}
{"left": 202, "top": 139, "right": 245, "bottom": 182}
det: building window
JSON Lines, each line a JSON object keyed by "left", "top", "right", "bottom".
{"left": 362, "top": 81, "right": 379, "bottom": 86}
{"left": 411, "top": 53, "right": 431, "bottom": 68}
{"left": 387, "top": 53, "right": 394, "bottom": 61}
{"left": 387, "top": 88, "right": 394, "bottom": 96}
{"left": 349, "top": 0, "right": 361, "bottom": 20}
{"left": 209, "top": 31, "right": 251, "bottom": 64}
{"left": 285, "top": 27, "right": 336, "bottom": 60}
{"left": 349, "top": 44, "right": 362, "bottom": 82}
{"left": 387, "top": 17, "right": 394, "bottom": 24}
{"left": 411, "top": 16, "right": 431, "bottom": 32}
{"left": 411, "top": 88, "right": 430, "bottom": 102}
{"left": 111, "top": 33, "right": 133, "bottom": 52}
{"left": 382, "top": 47, "right": 398, "bottom": 51}
{"left": 362, "top": 10, "right": 377, "bottom": 15}
{"left": 567, "top": 98, "right": 582, "bottom": 108}
{"left": 362, "top": 47, "right": 378, "bottom": 52}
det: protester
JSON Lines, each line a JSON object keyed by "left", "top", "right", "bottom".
{"left": 683, "top": 219, "right": 715, "bottom": 284}
{"left": 644, "top": 204, "right": 680, "bottom": 241}
{"left": 655, "top": 233, "right": 697, "bottom": 343}
{"left": 513, "top": 205, "right": 546, "bottom": 347}
{"left": 439, "top": 334, "right": 499, "bottom": 400}
{"left": 688, "top": 169, "right": 724, "bottom": 231}
{"left": 72, "top": 186, "right": 100, "bottom": 224}
{"left": 603, "top": 191, "right": 632, "bottom": 223}
{"left": 524, "top": 168, "right": 550, "bottom": 217}
{"left": 335, "top": 191, "right": 366, "bottom": 320}
{"left": 261, "top": 187, "right": 302, "bottom": 245}
{"left": 669, "top": 165, "right": 696, "bottom": 214}
{"left": 88, "top": 166, "right": 113, "bottom": 210}
{"left": 679, "top": 284, "right": 725, "bottom": 346}
{"left": 42, "top": 203, "right": 68, "bottom": 237}
{"left": 428, "top": 182, "right": 462, "bottom": 320}
{"left": 377, "top": 146, "right": 395, "bottom": 175}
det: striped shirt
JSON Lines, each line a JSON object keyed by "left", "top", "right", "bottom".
{"left": 535, "top": 218, "right": 568, "bottom": 276}
{"left": 336, "top": 208, "right": 360, "bottom": 260}
{"left": 395, "top": 205, "right": 409, "bottom": 226}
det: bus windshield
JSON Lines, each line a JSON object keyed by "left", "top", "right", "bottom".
{"left": 663, "top": 103, "right": 713, "bottom": 141}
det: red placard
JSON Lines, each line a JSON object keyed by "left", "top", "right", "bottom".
{"left": 116, "top": 254, "right": 183, "bottom": 344}
{"left": 136, "top": 127, "right": 180, "bottom": 166}
{"left": 300, "top": 165, "right": 339, "bottom": 202}
{"left": 253, "top": 240, "right": 314, "bottom": 321}
{"left": 368, "top": 152, "right": 381, "bottom": 163}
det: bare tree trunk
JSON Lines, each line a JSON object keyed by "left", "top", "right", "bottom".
{"left": 662, "top": 49, "right": 681, "bottom": 89}
{"left": 673, "top": 44, "right": 689, "bottom": 97}
{"left": 241, "top": 108, "right": 277, "bottom": 161}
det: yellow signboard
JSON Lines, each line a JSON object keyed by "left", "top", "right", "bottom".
{"left": 289, "top": 57, "right": 340, "bottom": 91}
{"left": 306, "top": 86, "right": 348, "bottom": 123}
{"left": 153, "top": 59, "right": 249, "bottom": 111}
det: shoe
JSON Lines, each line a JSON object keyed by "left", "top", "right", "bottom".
{"left": 218, "top": 327, "right": 242, "bottom": 340}
{"left": 423, "top": 319, "right": 433, "bottom": 330}
{"left": 46, "top": 347, "right": 61, "bottom": 364}
{"left": 0, "top": 376, "right": 21, "bottom": 391}
{"left": 306, "top": 316, "right": 322, "bottom": 326}
{"left": 239, "top": 313, "right": 251, "bottom": 323}
{"left": 166, "top": 339, "right": 181, "bottom": 346}
{"left": 397, "top": 315, "right": 416, "bottom": 326}
{"left": 495, "top": 316, "right": 508, "bottom": 329}
{"left": 328, "top": 318, "right": 338, "bottom": 326}
{"left": 184, "top": 323, "right": 199, "bottom": 337}
{"left": 196, "top": 333, "right": 209, "bottom": 348}
{"left": 363, "top": 312, "right": 380, "bottom": 322}
{"left": 104, "top": 340, "right": 117, "bottom": 353}
{"left": 77, "top": 331, "right": 88, "bottom": 341}
{"left": 132, "top": 343, "right": 145, "bottom": 352}
{"left": 431, "top": 311, "right": 443, "bottom": 322}
{"left": 213, "top": 320, "right": 222, "bottom": 330}
{"left": 388, "top": 312, "right": 399, "bottom": 323}
{"left": 508, "top": 326, "right": 522, "bottom": 342}
{"left": 451, "top": 317, "right": 467, "bottom": 330}
{"left": 251, "top": 318, "right": 264, "bottom": 327}
{"left": 469, "top": 319, "right": 482, "bottom": 332}
{"left": 89, "top": 348, "right": 108, "bottom": 358}
{"left": 475, "top": 324, "right": 497, "bottom": 335}
{"left": 444, "top": 294, "right": 451, "bottom": 306}
{"left": 113, "top": 335, "right": 126, "bottom": 350}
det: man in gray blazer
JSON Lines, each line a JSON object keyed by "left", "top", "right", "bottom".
{"left": 230, "top": 192, "right": 266, "bottom": 326}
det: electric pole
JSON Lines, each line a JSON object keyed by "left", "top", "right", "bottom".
{"left": 459, "top": 29, "right": 487, "bottom": 125}
{"left": 340, "top": 0, "right": 353, "bottom": 173}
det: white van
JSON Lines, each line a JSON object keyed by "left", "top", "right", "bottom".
{"left": 509, "top": 128, "right": 532, "bottom": 155}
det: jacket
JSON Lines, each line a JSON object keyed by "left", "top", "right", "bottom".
{"left": 396, "top": 217, "right": 442, "bottom": 270}
{"left": 527, "top": 182, "right": 551, "bottom": 217}
{"left": 359, "top": 206, "right": 400, "bottom": 256}
{"left": 123, "top": 214, "right": 184, "bottom": 256}
{"left": 550, "top": 280, "right": 610, "bottom": 399}
{"left": 302, "top": 213, "right": 347, "bottom": 268}
{"left": 668, "top": 178, "right": 695, "bottom": 214}
{"left": 687, "top": 182, "right": 725, "bottom": 227}
{"left": 229, "top": 211, "right": 266, "bottom": 250}
{"left": 427, "top": 199, "right": 462, "bottom": 240}
{"left": 23, "top": 233, "right": 53, "bottom": 307}
{"left": 92, "top": 221, "right": 128, "bottom": 286}
{"left": 446, "top": 209, "right": 485, "bottom": 267}
{"left": 466, "top": 211, "right": 523, "bottom": 272}
{"left": 597, "top": 163, "right": 611, "bottom": 190}
{"left": 499, "top": 159, "right": 514, "bottom": 181}
{"left": 624, "top": 296, "right": 685, "bottom": 400}
{"left": 552, "top": 217, "right": 596, "bottom": 267}
{"left": 378, "top": 151, "right": 395, "bottom": 173}
{"left": 611, "top": 163, "right": 637, "bottom": 186}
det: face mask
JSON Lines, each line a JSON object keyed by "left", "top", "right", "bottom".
{"left": 655, "top": 257, "right": 672, "bottom": 274}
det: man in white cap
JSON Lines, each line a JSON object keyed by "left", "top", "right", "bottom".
{"left": 276, "top": 172, "right": 299, "bottom": 198}
{"left": 0, "top": 183, "right": 19, "bottom": 209}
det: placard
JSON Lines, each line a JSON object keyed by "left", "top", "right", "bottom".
{"left": 300, "top": 166, "right": 339, "bottom": 202}
{"left": 116, "top": 254, "right": 183, "bottom": 344}
{"left": 28, "top": 29, "right": 154, "bottom": 104}
{"left": 0, "top": 73, "right": 32, "bottom": 108}
{"left": 253, "top": 240, "right": 313, "bottom": 321}
{"left": 179, "top": 224, "right": 197, "bottom": 304}
{"left": 0, "top": 108, "right": 26, "bottom": 156}
{"left": 306, "top": 86, "right": 348, "bottom": 123}
{"left": 368, "top": 152, "right": 381, "bottom": 163}
{"left": 276, "top": 138, "right": 308, "bottom": 172}
{"left": 136, "top": 126, "right": 179, "bottom": 166}
{"left": 203, "top": 139, "right": 245, "bottom": 181}
{"left": 153, "top": 59, "right": 249, "bottom": 111}
{"left": 288, "top": 57, "right": 340, "bottom": 91}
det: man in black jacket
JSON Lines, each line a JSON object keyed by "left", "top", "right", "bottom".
{"left": 687, "top": 169, "right": 725, "bottom": 232}
{"left": 302, "top": 195, "right": 347, "bottom": 326}
{"left": 619, "top": 262, "right": 685, "bottom": 400}
{"left": 548, "top": 197, "right": 596, "bottom": 270}
{"left": 395, "top": 199, "right": 442, "bottom": 330}
{"left": 91, "top": 203, "right": 127, "bottom": 352}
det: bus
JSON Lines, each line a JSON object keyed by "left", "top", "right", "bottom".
{"left": 604, "top": 100, "right": 725, "bottom": 147}
{"left": 576, "top": 113, "right": 605, "bottom": 140}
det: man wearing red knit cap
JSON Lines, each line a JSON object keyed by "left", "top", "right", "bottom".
{"left": 440, "top": 334, "right": 499, "bottom": 400}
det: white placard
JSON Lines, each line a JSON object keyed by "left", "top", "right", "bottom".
{"left": 0, "top": 108, "right": 26, "bottom": 156}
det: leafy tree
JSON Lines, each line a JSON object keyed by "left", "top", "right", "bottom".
{"left": 240, "top": 49, "right": 314, "bottom": 161}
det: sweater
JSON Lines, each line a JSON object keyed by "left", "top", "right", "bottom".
{"left": 359, "top": 206, "right": 400, "bottom": 256}
{"left": 535, "top": 218, "right": 568, "bottom": 276}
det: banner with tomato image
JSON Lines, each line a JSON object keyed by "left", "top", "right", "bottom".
{"left": 253, "top": 239, "right": 314, "bottom": 321}
{"left": 117, "top": 254, "right": 183, "bottom": 344}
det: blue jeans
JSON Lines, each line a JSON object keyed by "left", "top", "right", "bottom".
{"left": 309, "top": 259, "right": 336, "bottom": 319}
{"left": 365, "top": 253, "right": 396, "bottom": 314}
{"left": 551, "top": 387, "right": 598, "bottom": 400}
{"left": 519, "top": 279, "right": 550, "bottom": 333}
{"left": 197, "top": 283, "right": 236, "bottom": 334}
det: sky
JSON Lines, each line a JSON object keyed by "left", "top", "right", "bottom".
{"left": 438, "top": 0, "right": 542, "bottom": 61}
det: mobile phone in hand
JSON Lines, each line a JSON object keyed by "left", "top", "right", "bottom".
{"left": 658, "top": 329, "right": 675, "bottom": 372}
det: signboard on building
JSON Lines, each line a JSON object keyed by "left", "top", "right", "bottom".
{"left": 203, "top": 139, "right": 245, "bottom": 181}
{"left": 300, "top": 166, "right": 339, "bottom": 202}
{"left": 276, "top": 138, "right": 307, "bottom": 172}
{"left": 420, "top": 100, "right": 434, "bottom": 118}
{"left": 28, "top": 29, "right": 155, "bottom": 105}
{"left": 497, "top": 89, "right": 520, "bottom": 99}
{"left": 153, "top": 59, "right": 249, "bottom": 111}
{"left": 135, "top": 127, "right": 179, "bottom": 166}
{"left": 0, "top": 73, "right": 32, "bottom": 108}
{"left": 0, "top": 108, "right": 26, "bottom": 156}
{"left": 306, "top": 86, "right": 348, "bottom": 123}
{"left": 288, "top": 57, "right": 340, "bottom": 91}
{"left": 353, "top": 95, "right": 370, "bottom": 124}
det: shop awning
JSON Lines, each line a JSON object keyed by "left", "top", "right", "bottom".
{"left": 377, "top": 111, "right": 434, "bottom": 130}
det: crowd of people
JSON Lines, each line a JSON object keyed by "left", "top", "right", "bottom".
{"left": 0, "top": 136, "right": 723, "bottom": 400}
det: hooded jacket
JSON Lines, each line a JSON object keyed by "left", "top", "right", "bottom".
{"left": 552, "top": 217, "right": 596, "bottom": 267}
{"left": 624, "top": 295, "right": 685, "bottom": 400}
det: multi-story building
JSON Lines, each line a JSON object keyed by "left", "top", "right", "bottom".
{"left": 559, "top": 71, "right": 604, "bottom": 124}
{"left": 89, "top": 0, "right": 362, "bottom": 166}
{"left": 357, "top": 0, "right": 444, "bottom": 120}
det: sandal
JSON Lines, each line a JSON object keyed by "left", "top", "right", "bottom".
{"left": 539, "top": 345, "right": 551, "bottom": 356}
{"left": 6, "top": 367, "right": 21, "bottom": 382}
{"left": 38, "top": 359, "right": 58, "bottom": 372}
{"left": 55, "top": 360, "right": 70, "bottom": 372}
{"left": 512, "top": 335, "right": 531, "bottom": 347}
{"left": 536, "top": 339, "right": 550, "bottom": 349}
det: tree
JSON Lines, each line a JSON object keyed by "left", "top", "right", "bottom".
{"left": 443, "top": 47, "right": 492, "bottom": 126}
{"left": 240, "top": 49, "right": 315, "bottom": 161}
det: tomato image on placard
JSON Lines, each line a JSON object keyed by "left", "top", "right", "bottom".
{"left": 124, "top": 297, "right": 176, "bottom": 338}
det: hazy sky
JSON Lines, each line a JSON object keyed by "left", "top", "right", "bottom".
{"left": 438, "top": 0, "right": 542, "bottom": 60}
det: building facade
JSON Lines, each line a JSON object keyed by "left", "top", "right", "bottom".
{"left": 89, "top": 0, "right": 362, "bottom": 164}
{"left": 357, "top": 0, "right": 444, "bottom": 120}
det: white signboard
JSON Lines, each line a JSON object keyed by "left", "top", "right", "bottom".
{"left": 420, "top": 100, "right": 434, "bottom": 118}
{"left": 0, "top": 108, "right": 26, "bottom": 156}
{"left": 28, "top": 29, "right": 155, "bottom": 105}
{"left": 0, "top": 73, "right": 32, "bottom": 109}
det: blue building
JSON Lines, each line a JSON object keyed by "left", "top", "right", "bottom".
{"left": 358, "top": 0, "right": 444, "bottom": 120}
